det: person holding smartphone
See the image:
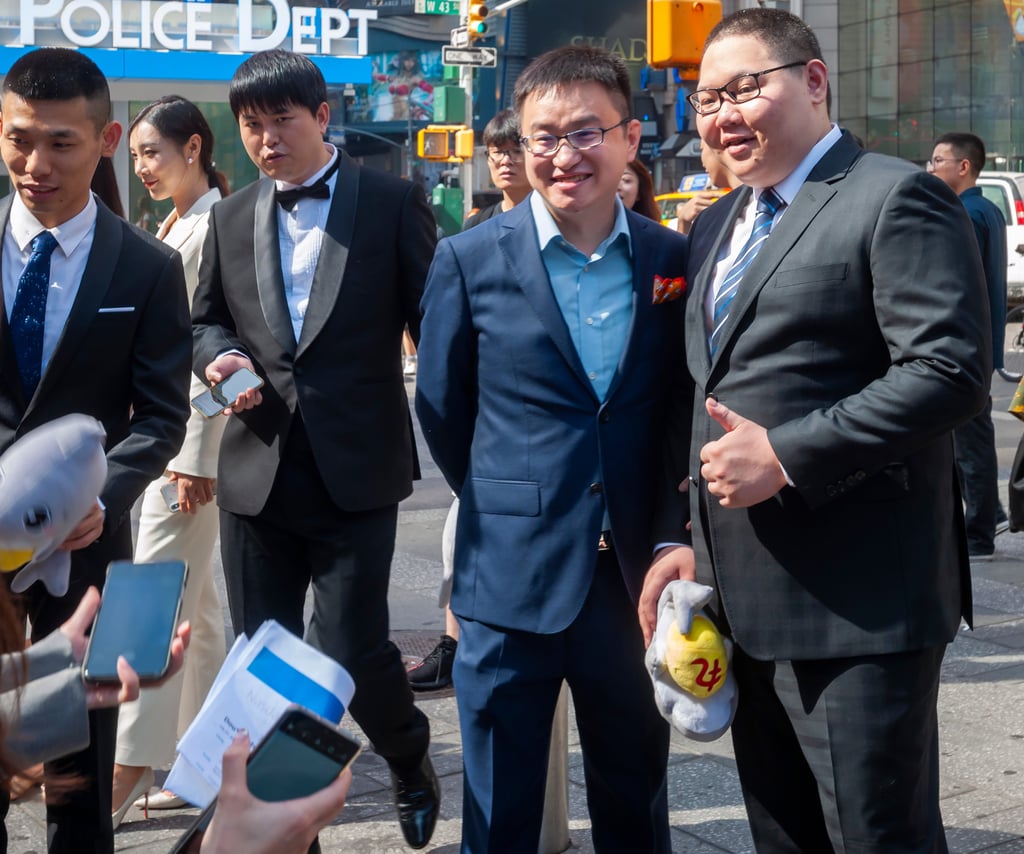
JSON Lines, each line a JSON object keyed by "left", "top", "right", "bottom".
{"left": 109, "top": 96, "right": 233, "bottom": 827}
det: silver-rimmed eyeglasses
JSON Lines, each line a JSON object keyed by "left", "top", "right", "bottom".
{"left": 687, "top": 61, "right": 808, "bottom": 116}
{"left": 486, "top": 148, "right": 524, "bottom": 165}
{"left": 520, "top": 118, "right": 630, "bottom": 157}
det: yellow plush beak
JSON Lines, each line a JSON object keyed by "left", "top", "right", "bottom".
{"left": 0, "top": 549, "right": 34, "bottom": 572}
{"left": 664, "top": 615, "right": 729, "bottom": 697}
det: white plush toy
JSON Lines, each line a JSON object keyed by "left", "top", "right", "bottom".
{"left": 645, "top": 580, "right": 738, "bottom": 742}
{"left": 0, "top": 414, "right": 107, "bottom": 597}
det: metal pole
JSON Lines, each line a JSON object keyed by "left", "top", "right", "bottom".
{"left": 459, "top": 0, "right": 473, "bottom": 220}
{"left": 538, "top": 683, "right": 572, "bottom": 854}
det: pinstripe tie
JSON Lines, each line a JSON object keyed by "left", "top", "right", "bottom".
{"left": 709, "top": 188, "right": 784, "bottom": 355}
{"left": 10, "top": 231, "right": 58, "bottom": 399}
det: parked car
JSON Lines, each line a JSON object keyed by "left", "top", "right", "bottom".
{"left": 655, "top": 173, "right": 729, "bottom": 226}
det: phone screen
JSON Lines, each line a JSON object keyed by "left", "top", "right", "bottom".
{"left": 191, "top": 368, "right": 263, "bottom": 418}
{"left": 170, "top": 708, "right": 360, "bottom": 854}
{"left": 83, "top": 561, "right": 186, "bottom": 683}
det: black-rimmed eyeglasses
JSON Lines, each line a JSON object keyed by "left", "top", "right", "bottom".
{"left": 687, "top": 61, "right": 808, "bottom": 116}
{"left": 520, "top": 118, "right": 630, "bottom": 157}
{"left": 486, "top": 149, "right": 524, "bottom": 165}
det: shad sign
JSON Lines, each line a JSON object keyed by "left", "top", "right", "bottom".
{"left": 15, "top": 0, "right": 377, "bottom": 56}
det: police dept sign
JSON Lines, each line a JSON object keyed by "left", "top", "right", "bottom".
{"left": 12, "top": 0, "right": 377, "bottom": 56}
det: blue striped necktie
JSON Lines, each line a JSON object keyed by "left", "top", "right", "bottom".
{"left": 709, "top": 187, "right": 784, "bottom": 355}
{"left": 10, "top": 231, "right": 58, "bottom": 399}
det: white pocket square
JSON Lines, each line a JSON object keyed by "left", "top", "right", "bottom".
{"left": 97, "top": 306, "right": 135, "bottom": 313}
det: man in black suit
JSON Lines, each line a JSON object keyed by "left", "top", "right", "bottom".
{"left": 0, "top": 49, "right": 191, "bottom": 853}
{"left": 639, "top": 9, "right": 990, "bottom": 852}
{"left": 190, "top": 50, "right": 439, "bottom": 850}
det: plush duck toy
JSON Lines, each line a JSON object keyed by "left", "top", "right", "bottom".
{"left": 0, "top": 415, "right": 107, "bottom": 597}
{"left": 645, "top": 580, "right": 738, "bottom": 742}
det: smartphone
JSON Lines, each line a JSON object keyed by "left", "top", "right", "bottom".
{"left": 160, "top": 482, "right": 181, "bottom": 513}
{"left": 191, "top": 367, "right": 264, "bottom": 418}
{"left": 82, "top": 560, "right": 187, "bottom": 684}
{"left": 170, "top": 706, "right": 361, "bottom": 854}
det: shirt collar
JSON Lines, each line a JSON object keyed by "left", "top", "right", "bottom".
{"left": 529, "top": 191, "right": 633, "bottom": 257}
{"left": 275, "top": 144, "right": 338, "bottom": 192}
{"left": 769, "top": 123, "right": 843, "bottom": 206}
{"left": 10, "top": 191, "right": 97, "bottom": 257}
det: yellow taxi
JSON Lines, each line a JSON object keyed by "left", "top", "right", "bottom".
{"left": 656, "top": 173, "right": 729, "bottom": 226}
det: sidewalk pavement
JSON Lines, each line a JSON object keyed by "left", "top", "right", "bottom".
{"left": 6, "top": 383, "right": 1024, "bottom": 852}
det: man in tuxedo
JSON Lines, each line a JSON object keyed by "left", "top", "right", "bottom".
{"left": 416, "top": 46, "right": 690, "bottom": 853}
{"left": 928, "top": 131, "right": 1009, "bottom": 560}
{"left": 190, "top": 49, "right": 438, "bottom": 849}
{"left": 639, "top": 8, "right": 990, "bottom": 852}
{"left": 0, "top": 48, "right": 191, "bottom": 853}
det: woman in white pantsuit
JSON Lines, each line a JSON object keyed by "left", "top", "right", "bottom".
{"left": 111, "top": 96, "right": 230, "bottom": 825}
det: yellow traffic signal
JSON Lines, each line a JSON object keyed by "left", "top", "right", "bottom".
{"left": 417, "top": 125, "right": 474, "bottom": 162}
{"left": 467, "top": 2, "right": 488, "bottom": 40}
{"left": 647, "top": 0, "right": 722, "bottom": 70}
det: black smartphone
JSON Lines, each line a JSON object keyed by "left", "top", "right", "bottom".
{"left": 82, "top": 560, "right": 187, "bottom": 684}
{"left": 191, "top": 367, "right": 264, "bottom": 418}
{"left": 170, "top": 706, "right": 361, "bottom": 853}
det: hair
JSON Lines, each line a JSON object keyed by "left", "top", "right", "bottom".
{"left": 91, "top": 157, "right": 124, "bottom": 218}
{"left": 482, "top": 109, "right": 520, "bottom": 149}
{"left": 130, "top": 95, "right": 230, "bottom": 197}
{"left": 625, "top": 160, "right": 660, "bottom": 221}
{"left": 2, "top": 48, "right": 111, "bottom": 132}
{"left": 706, "top": 8, "right": 831, "bottom": 115}
{"left": 513, "top": 45, "right": 632, "bottom": 121}
{"left": 935, "top": 131, "right": 986, "bottom": 177}
{"left": 229, "top": 49, "right": 327, "bottom": 120}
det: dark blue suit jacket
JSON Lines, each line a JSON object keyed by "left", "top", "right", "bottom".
{"left": 416, "top": 199, "right": 691, "bottom": 634}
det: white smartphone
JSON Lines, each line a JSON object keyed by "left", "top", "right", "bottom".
{"left": 160, "top": 482, "right": 180, "bottom": 513}
{"left": 191, "top": 367, "right": 264, "bottom": 418}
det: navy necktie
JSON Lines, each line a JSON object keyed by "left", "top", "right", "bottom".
{"left": 11, "top": 231, "right": 58, "bottom": 399}
{"left": 709, "top": 187, "right": 784, "bottom": 355}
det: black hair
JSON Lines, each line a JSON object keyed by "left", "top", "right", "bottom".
{"left": 2, "top": 48, "right": 110, "bottom": 131}
{"left": 482, "top": 108, "right": 520, "bottom": 148}
{"left": 229, "top": 49, "right": 327, "bottom": 120}
{"left": 625, "top": 159, "right": 660, "bottom": 222}
{"left": 707, "top": 8, "right": 831, "bottom": 115}
{"left": 513, "top": 45, "right": 632, "bottom": 121}
{"left": 130, "top": 95, "right": 230, "bottom": 196}
{"left": 934, "top": 131, "right": 986, "bottom": 177}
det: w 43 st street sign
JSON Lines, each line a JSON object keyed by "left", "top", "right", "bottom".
{"left": 415, "top": 0, "right": 459, "bottom": 13}
{"left": 442, "top": 46, "right": 498, "bottom": 67}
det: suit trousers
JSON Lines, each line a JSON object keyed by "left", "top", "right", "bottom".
{"left": 21, "top": 529, "right": 132, "bottom": 854}
{"left": 454, "top": 550, "right": 670, "bottom": 854}
{"left": 730, "top": 643, "right": 948, "bottom": 853}
{"left": 954, "top": 394, "right": 1007, "bottom": 554}
{"left": 218, "top": 416, "right": 429, "bottom": 770}
{"left": 115, "top": 476, "right": 226, "bottom": 768}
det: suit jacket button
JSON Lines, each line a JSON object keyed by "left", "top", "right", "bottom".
{"left": 599, "top": 411, "right": 610, "bottom": 423}
{"left": 589, "top": 482, "right": 603, "bottom": 495}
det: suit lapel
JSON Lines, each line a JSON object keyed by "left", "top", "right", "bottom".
{"left": 253, "top": 178, "right": 296, "bottom": 356}
{"left": 0, "top": 196, "right": 26, "bottom": 410}
{"left": 498, "top": 203, "right": 594, "bottom": 397}
{"left": 29, "top": 203, "right": 121, "bottom": 415}
{"left": 297, "top": 152, "right": 358, "bottom": 358}
{"left": 686, "top": 187, "right": 749, "bottom": 380}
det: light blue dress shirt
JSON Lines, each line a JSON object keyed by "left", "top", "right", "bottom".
{"left": 529, "top": 192, "right": 634, "bottom": 401}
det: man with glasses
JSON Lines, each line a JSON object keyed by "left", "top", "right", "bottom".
{"left": 928, "top": 132, "right": 1009, "bottom": 562}
{"left": 639, "top": 8, "right": 989, "bottom": 851}
{"left": 416, "top": 45, "right": 690, "bottom": 852}
{"left": 461, "top": 108, "right": 531, "bottom": 229}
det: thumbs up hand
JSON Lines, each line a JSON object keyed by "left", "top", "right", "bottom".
{"left": 699, "top": 397, "right": 787, "bottom": 508}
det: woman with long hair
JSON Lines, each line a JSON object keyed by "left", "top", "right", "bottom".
{"left": 111, "top": 95, "right": 231, "bottom": 826}
{"left": 618, "top": 159, "right": 661, "bottom": 221}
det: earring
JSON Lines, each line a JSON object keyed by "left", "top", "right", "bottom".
{"left": 188, "top": 157, "right": 194, "bottom": 164}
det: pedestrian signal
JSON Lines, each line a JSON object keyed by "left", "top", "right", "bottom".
{"left": 647, "top": 0, "right": 722, "bottom": 71}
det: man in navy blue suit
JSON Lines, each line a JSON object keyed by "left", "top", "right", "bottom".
{"left": 416, "top": 45, "right": 691, "bottom": 853}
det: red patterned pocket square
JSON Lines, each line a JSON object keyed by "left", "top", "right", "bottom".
{"left": 653, "top": 274, "right": 687, "bottom": 304}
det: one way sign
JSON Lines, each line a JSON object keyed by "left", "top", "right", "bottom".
{"left": 442, "top": 46, "right": 498, "bottom": 67}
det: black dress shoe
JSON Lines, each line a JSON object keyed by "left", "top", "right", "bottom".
{"left": 390, "top": 755, "right": 440, "bottom": 849}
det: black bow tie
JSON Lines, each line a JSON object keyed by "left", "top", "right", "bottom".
{"left": 275, "top": 156, "right": 340, "bottom": 211}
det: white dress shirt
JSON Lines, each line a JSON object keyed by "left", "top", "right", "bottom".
{"left": 3, "top": 193, "right": 97, "bottom": 377}
{"left": 276, "top": 144, "right": 339, "bottom": 343}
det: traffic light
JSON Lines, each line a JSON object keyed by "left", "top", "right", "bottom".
{"left": 647, "top": 0, "right": 722, "bottom": 71}
{"left": 417, "top": 125, "right": 474, "bottom": 162}
{"left": 467, "top": 2, "right": 488, "bottom": 41}
{"left": 454, "top": 129, "right": 474, "bottom": 159}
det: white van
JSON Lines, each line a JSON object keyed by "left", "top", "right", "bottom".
{"left": 978, "top": 171, "right": 1024, "bottom": 304}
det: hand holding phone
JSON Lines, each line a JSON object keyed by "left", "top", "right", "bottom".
{"left": 192, "top": 367, "right": 265, "bottom": 418}
{"left": 83, "top": 561, "right": 188, "bottom": 684}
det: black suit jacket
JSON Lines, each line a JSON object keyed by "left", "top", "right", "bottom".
{"left": 192, "top": 152, "right": 436, "bottom": 515}
{"left": 685, "top": 132, "right": 991, "bottom": 660}
{"left": 0, "top": 197, "right": 191, "bottom": 539}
